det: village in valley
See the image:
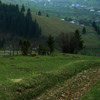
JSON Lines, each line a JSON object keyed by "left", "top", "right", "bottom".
{"left": 7, "top": 0, "right": 100, "bottom": 26}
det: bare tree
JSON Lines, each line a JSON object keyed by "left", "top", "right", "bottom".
{"left": 56, "top": 30, "right": 84, "bottom": 53}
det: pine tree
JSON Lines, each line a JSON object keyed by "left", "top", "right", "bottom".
{"left": 82, "top": 27, "right": 86, "bottom": 34}
{"left": 19, "top": 39, "right": 31, "bottom": 55}
{"left": 74, "top": 29, "right": 84, "bottom": 53}
{"left": 21, "top": 4, "right": 25, "bottom": 12}
{"left": 47, "top": 35, "right": 55, "bottom": 54}
{"left": 46, "top": 14, "right": 49, "bottom": 17}
{"left": 26, "top": 8, "right": 32, "bottom": 20}
{"left": 38, "top": 11, "right": 41, "bottom": 16}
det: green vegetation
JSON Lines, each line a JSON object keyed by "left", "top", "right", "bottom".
{"left": 81, "top": 80, "right": 100, "bottom": 100}
{"left": 19, "top": 39, "right": 31, "bottom": 55}
{"left": 0, "top": 1, "right": 41, "bottom": 40}
{"left": 47, "top": 35, "right": 55, "bottom": 53}
{"left": 56, "top": 30, "right": 84, "bottom": 53}
{"left": 0, "top": 54, "right": 100, "bottom": 99}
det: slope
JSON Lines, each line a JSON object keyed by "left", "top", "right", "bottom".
{"left": 32, "top": 14, "right": 100, "bottom": 47}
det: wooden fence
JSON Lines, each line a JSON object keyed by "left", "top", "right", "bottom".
{"left": 0, "top": 49, "right": 22, "bottom": 56}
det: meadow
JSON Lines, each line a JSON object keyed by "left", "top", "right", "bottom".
{"left": 0, "top": 53, "right": 100, "bottom": 99}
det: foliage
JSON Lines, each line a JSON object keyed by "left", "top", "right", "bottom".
{"left": 21, "top": 4, "right": 25, "bottom": 12}
{"left": 47, "top": 35, "right": 55, "bottom": 53}
{"left": 56, "top": 30, "right": 84, "bottom": 53}
{"left": 0, "top": 37, "right": 5, "bottom": 49}
{"left": 46, "top": 14, "right": 49, "bottom": 17}
{"left": 82, "top": 27, "right": 86, "bottom": 34}
{"left": 74, "top": 29, "right": 84, "bottom": 53}
{"left": 38, "top": 44, "right": 46, "bottom": 55}
{"left": 19, "top": 39, "right": 31, "bottom": 55}
{"left": 0, "top": 1, "right": 41, "bottom": 39}
{"left": 92, "top": 21, "right": 100, "bottom": 35}
{"left": 38, "top": 11, "right": 41, "bottom": 16}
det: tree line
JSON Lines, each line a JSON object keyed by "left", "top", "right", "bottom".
{"left": 0, "top": 1, "right": 41, "bottom": 39}
{"left": 19, "top": 29, "right": 84, "bottom": 55}
{"left": 92, "top": 21, "right": 100, "bottom": 35}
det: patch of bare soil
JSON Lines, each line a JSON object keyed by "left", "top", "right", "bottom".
{"left": 35, "top": 67, "right": 100, "bottom": 100}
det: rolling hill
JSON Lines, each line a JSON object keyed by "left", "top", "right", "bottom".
{"left": 32, "top": 14, "right": 100, "bottom": 48}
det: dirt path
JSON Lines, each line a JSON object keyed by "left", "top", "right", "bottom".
{"left": 35, "top": 66, "right": 100, "bottom": 100}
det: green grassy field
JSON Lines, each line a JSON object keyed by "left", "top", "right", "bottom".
{"left": 0, "top": 53, "right": 100, "bottom": 99}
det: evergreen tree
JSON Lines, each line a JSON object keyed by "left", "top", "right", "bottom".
{"left": 0, "top": 37, "right": 5, "bottom": 49}
{"left": 74, "top": 29, "right": 84, "bottom": 53}
{"left": 47, "top": 35, "right": 55, "bottom": 54}
{"left": 19, "top": 39, "right": 31, "bottom": 55}
{"left": 15, "top": 4, "right": 19, "bottom": 12}
{"left": 0, "top": 3, "right": 41, "bottom": 39}
{"left": 21, "top": 4, "right": 25, "bottom": 12}
{"left": 0, "top": 0, "right": 2, "bottom": 5}
{"left": 46, "top": 14, "right": 49, "bottom": 17}
{"left": 26, "top": 8, "right": 32, "bottom": 20}
{"left": 38, "top": 11, "right": 41, "bottom": 16}
{"left": 82, "top": 27, "right": 86, "bottom": 34}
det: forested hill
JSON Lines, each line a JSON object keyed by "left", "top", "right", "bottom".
{"left": 0, "top": 1, "right": 41, "bottom": 40}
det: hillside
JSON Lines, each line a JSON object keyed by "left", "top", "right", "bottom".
{"left": 2, "top": 0, "right": 100, "bottom": 7}
{"left": 32, "top": 14, "right": 100, "bottom": 48}
{"left": 0, "top": 1, "right": 100, "bottom": 48}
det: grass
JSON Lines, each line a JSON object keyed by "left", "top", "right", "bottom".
{"left": 80, "top": 80, "right": 100, "bottom": 100}
{"left": 31, "top": 14, "right": 100, "bottom": 48}
{"left": 0, "top": 53, "right": 100, "bottom": 99}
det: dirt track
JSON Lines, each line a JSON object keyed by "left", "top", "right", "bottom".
{"left": 35, "top": 66, "right": 100, "bottom": 100}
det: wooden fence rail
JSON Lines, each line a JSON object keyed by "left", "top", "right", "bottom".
{"left": 0, "top": 50, "right": 22, "bottom": 56}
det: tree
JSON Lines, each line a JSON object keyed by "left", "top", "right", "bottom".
{"left": 38, "top": 11, "right": 41, "bottom": 16}
{"left": 0, "top": 37, "right": 5, "bottom": 49}
{"left": 56, "top": 30, "right": 84, "bottom": 53}
{"left": 92, "top": 21, "right": 100, "bottom": 35}
{"left": 92, "top": 21, "right": 98, "bottom": 31}
{"left": 38, "top": 44, "right": 46, "bottom": 55}
{"left": 19, "top": 39, "right": 31, "bottom": 55}
{"left": 46, "top": 14, "right": 49, "bottom": 17}
{"left": 47, "top": 35, "right": 55, "bottom": 54}
{"left": 26, "top": 8, "right": 32, "bottom": 20}
{"left": 0, "top": 0, "right": 2, "bottom": 5}
{"left": 82, "top": 27, "right": 86, "bottom": 34}
{"left": 74, "top": 29, "right": 84, "bottom": 53}
{"left": 21, "top": 4, "right": 25, "bottom": 12}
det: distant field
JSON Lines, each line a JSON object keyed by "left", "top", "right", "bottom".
{"left": 0, "top": 53, "right": 100, "bottom": 99}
